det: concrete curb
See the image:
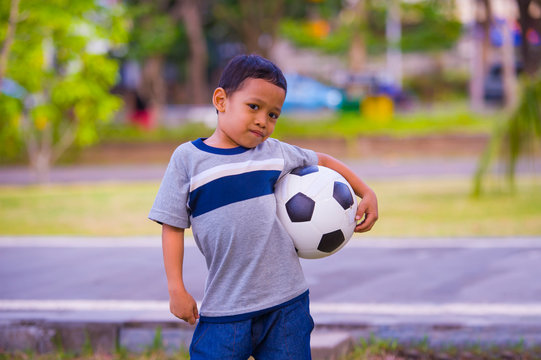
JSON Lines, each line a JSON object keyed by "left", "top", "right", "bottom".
{"left": 0, "top": 318, "right": 352, "bottom": 360}
{"left": 4, "top": 317, "right": 541, "bottom": 358}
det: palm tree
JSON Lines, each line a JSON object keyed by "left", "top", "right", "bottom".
{"left": 472, "top": 0, "right": 541, "bottom": 196}
{"left": 472, "top": 75, "right": 541, "bottom": 196}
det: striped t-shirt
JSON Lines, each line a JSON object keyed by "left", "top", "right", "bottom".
{"left": 149, "top": 137, "right": 318, "bottom": 320}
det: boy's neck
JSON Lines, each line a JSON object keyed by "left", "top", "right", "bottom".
{"left": 204, "top": 131, "right": 243, "bottom": 149}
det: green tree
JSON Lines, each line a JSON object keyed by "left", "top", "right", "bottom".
{"left": 0, "top": 0, "right": 128, "bottom": 182}
{"left": 472, "top": 75, "right": 541, "bottom": 195}
{"left": 279, "top": 0, "right": 461, "bottom": 55}
{"left": 125, "top": 0, "right": 208, "bottom": 106}
{"left": 211, "top": 0, "right": 288, "bottom": 58}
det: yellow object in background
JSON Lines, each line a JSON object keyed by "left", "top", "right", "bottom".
{"left": 362, "top": 95, "right": 394, "bottom": 123}
{"left": 35, "top": 115, "right": 49, "bottom": 131}
{"left": 308, "top": 19, "right": 330, "bottom": 39}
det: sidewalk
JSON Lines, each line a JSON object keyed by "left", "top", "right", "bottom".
{"left": 2, "top": 236, "right": 541, "bottom": 357}
{"left": 1, "top": 157, "right": 540, "bottom": 185}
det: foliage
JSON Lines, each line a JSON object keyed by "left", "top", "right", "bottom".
{"left": 279, "top": 18, "right": 351, "bottom": 54}
{"left": 399, "top": 1, "right": 462, "bottom": 53}
{"left": 345, "top": 336, "right": 541, "bottom": 360}
{"left": 473, "top": 74, "right": 541, "bottom": 196}
{"left": 0, "top": 0, "right": 128, "bottom": 180}
{"left": 403, "top": 69, "right": 470, "bottom": 103}
{"left": 125, "top": 2, "right": 186, "bottom": 60}
{"left": 279, "top": 0, "right": 462, "bottom": 55}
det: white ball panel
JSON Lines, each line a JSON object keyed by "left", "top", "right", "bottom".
{"left": 310, "top": 198, "right": 348, "bottom": 234}
{"left": 284, "top": 221, "right": 324, "bottom": 251}
{"left": 296, "top": 173, "right": 328, "bottom": 199}
{"left": 298, "top": 248, "right": 327, "bottom": 259}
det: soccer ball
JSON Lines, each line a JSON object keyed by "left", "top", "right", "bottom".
{"left": 275, "top": 165, "right": 358, "bottom": 259}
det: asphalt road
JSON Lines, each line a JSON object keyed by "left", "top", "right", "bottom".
{"left": 2, "top": 236, "right": 541, "bottom": 326}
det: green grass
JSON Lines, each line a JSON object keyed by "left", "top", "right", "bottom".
{"left": 1, "top": 344, "right": 189, "bottom": 360}
{"left": 344, "top": 335, "right": 541, "bottom": 360}
{"left": 274, "top": 103, "right": 496, "bottom": 140}
{"left": 368, "top": 176, "right": 541, "bottom": 237}
{"left": 0, "top": 182, "right": 161, "bottom": 236}
{"left": 0, "top": 176, "right": 539, "bottom": 237}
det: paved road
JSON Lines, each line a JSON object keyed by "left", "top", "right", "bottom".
{"left": 2, "top": 236, "right": 541, "bottom": 327}
{"left": 1, "top": 157, "right": 540, "bottom": 185}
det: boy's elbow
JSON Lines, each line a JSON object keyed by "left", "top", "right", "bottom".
{"left": 316, "top": 152, "right": 331, "bottom": 166}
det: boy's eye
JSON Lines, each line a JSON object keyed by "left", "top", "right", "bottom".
{"left": 269, "top": 112, "right": 279, "bottom": 120}
{"left": 248, "top": 104, "right": 259, "bottom": 110}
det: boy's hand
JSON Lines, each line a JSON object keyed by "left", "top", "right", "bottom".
{"left": 354, "top": 190, "right": 378, "bottom": 233}
{"left": 169, "top": 288, "right": 199, "bottom": 325}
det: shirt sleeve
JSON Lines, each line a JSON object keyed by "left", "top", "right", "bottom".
{"left": 278, "top": 140, "right": 319, "bottom": 174}
{"left": 148, "top": 147, "right": 191, "bottom": 229}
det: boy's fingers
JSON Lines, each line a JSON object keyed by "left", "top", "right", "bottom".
{"left": 355, "top": 212, "right": 377, "bottom": 232}
{"left": 355, "top": 204, "right": 367, "bottom": 222}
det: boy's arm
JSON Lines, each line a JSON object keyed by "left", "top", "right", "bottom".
{"left": 317, "top": 152, "right": 378, "bottom": 233}
{"left": 162, "top": 224, "right": 199, "bottom": 325}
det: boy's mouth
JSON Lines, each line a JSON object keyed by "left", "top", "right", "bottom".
{"left": 250, "top": 130, "right": 265, "bottom": 138}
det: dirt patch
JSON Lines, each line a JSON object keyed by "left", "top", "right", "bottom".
{"left": 76, "top": 142, "right": 180, "bottom": 165}
{"left": 75, "top": 134, "right": 490, "bottom": 165}
{"left": 286, "top": 134, "right": 489, "bottom": 159}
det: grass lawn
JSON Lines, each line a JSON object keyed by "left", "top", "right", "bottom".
{"left": 0, "top": 176, "right": 540, "bottom": 237}
{"left": 274, "top": 103, "right": 496, "bottom": 139}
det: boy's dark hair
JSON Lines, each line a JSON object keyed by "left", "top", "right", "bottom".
{"left": 218, "top": 54, "right": 287, "bottom": 95}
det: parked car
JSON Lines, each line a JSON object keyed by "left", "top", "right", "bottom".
{"left": 281, "top": 73, "right": 343, "bottom": 113}
{"left": 484, "top": 62, "right": 523, "bottom": 104}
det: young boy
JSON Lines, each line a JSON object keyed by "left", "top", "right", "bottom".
{"left": 149, "top": 54, "right": 378, "bottom": 359}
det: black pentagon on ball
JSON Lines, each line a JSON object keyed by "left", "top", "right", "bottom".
{"left": 290, "top": 165, "right": 319, "bottom": 176}
{"left": 285, "top": 192, "right": 315, "bottom": 222}
{"left": 333, "top": 181, "right": 354, "bottom": 210}
{"left": 317, "top": 230, "right": 345, "bottom": 253}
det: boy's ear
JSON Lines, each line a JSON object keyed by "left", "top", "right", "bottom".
{"left": 213, "top": 87, "right": 227, "bottom": 112}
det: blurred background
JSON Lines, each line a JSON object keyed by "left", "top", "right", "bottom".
{"left": 0, "top": 0, "right": 540, "bottom": 236}
{"left": 1, "top": 1, "right": 541, "bottom": 357}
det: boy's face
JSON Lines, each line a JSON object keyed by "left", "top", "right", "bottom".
{"left": 212, "top": 78, "right": 286, "bottom": 149}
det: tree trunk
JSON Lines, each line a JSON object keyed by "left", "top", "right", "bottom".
{"left": 501, "top": 16, "right": 518, "bottom": 109}
{"left": 211, "top": 0, "right": 284, "bottom": 59}
{"left": 348, "top": 0, "right": 366, "bottom": 73}
{"left": 32, "top": 150, "right": 52, "bottom": 184}
{"left": 0, "top": 0, "right": 20, "bottom": 87}
{"left": 140, "top": 55, "right": 165, "bottom": 123}
{"left": 239, "top": 0, "right": 264, "bottom": 56}
{"left": 178, "top": 0, "right": 208, "bottom": 104}
{"left": 21, "top": 109, "right": 52, "bottom": 184}
{"left": 516, "top": 0, "right": 541, "bottom": 76}
{"left": 470, "top": 26, "right": 485, "bottom": 111}
{"left": 240, "top": 0, "right": 284, "bottom": 58}
{"left": 386, "top": 0, "right": 402, "bottom": 88}
{"left": 470, "top": 0, "right": 493, "bottom": 111}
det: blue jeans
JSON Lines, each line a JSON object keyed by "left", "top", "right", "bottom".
{"left": 189, "top": 294, "right": 314, "bottom": 359}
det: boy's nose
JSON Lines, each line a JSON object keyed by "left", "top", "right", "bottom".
{"left": 254, "top": 114, "right": 267, "bottom": 128}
